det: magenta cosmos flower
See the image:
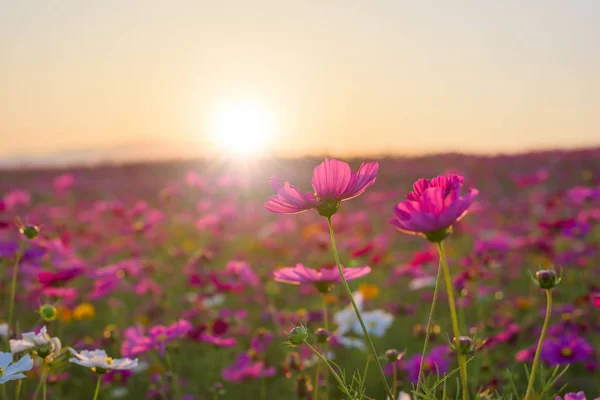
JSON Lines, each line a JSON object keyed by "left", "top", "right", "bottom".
{"left": 273, "top": 263, "right": 371, "bottom": 293}
{"left": 265, "top": 158, "right": 378, "bottom": 217}
{"left": 390, "top": 174, "right": 478, "bottom": 242}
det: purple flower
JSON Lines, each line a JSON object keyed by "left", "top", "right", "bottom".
{"left": 250, "top": 330, "right": 273, "bottom": 354}
{"left": 265, "top": 158, "right": 378, "bottom": 215}
{"left": 556, "top": 392, "right": 600, "bottom": 400}
{"left": 541, "top": 335, "right": 594, "bottom": 366}
{"left": 121, "top": 326, "right": 154, "bottom": 358}
{"left": 149, "top": 320, "right": 193, "bottom": 355}
{"left": 404, "top": 345, "right": 451, "bottom": 383}
{"left": 221, "top": 353, "right": 276, "bottom": 382}
{"left": 391, "top": 174, "right": 478, "bottom": 241}
{"left": 121, "top": 320, "right": 192, "bottom": 358}
{"left": 273, "top": 264, "right": 371, "bottom": 285}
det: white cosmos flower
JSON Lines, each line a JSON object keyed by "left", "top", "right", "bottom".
{"left": 333, "top": 291, "right": 363, "bottom": 336}
{"left": 337, "top": 336, "right": 366, "bottom": 351}
{"left": 0, "top": 324, "right": 9, "bottom": 339}
{"left": 408, "top": 276, "right": 437, "bottom": 290}
{"left": 352, "top": 309, "right": 394, "bottom": 338}
{"left": 9, "top": 326, "right": 61, "bottom": 356}
{"left": 0, "top": 352, "right": 34, "bottom": 384}
{"left": 387, "top": 392, "right": 411, "bottom": 400}
{"left": 110, "top": 387, "right": 129, "bottom": 399}
{"left": 69, "top": 349, "right": 138, "bottom": 372}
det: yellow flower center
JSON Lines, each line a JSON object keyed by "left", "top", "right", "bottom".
{"left": 157, "top": 333, "right": 168, "bottom": 342}
{"left": 0, "top": 366, "right": 4, "bottom": 376}
{"left": 105, "top": 357, "right": 113, "bottom": 365}
{"left": 423, "top": 361, "right": 432, "bottom": 372}
{"left": 560, "top": 347, "right": 573, "bottom": 357}
{"left": 369, "top": 320, "right": 377, "bottom": 328}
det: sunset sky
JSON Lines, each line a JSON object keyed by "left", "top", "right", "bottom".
{"left": 1, "top": 1, "right": 599, "bottom": 163}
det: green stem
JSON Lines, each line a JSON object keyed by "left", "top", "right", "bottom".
{"left": 326, "top": 217, "right": 394, "bottom": 400}
{"left": 92, "top": 374, "right": 102, "bottom": 400}
{"left": 8, "top": 245, "right": 23, "bottom": 331}
{"left": 321, "top": 294, "right": 329, "bottom": 330}
{"left": 15, "top": 380, "right": 22, "bottom": 400}
{"left": 33, "top": 360, "right": 48, "bottom": 400}
{"left": 304, "top": 342, "right": 349, "bottom": 398}
{"left": 392, "top": 363, "right": 398, "bottom": 399}
{"left": 321, "top": 294, "right": 330, "bottom": 400}
{"left": 524, "top": 289, "right": 552, "bottom": 400}
{"left": 260, "top": 377, "right": 267, "bottom": 400}
{"left": 314, "top": 358, "right": 321, "bottom": 400}
{"left": 164, "top": 352, "right": 182, "bottom": 400}
{"left": 416, "top": 253, "right": 442, "bottom": 393}
{"left": 43, "top": 372, "right": 47, "bottom": 400}
{"left": 437, "top": 242, "right": 468, "bottom": 400}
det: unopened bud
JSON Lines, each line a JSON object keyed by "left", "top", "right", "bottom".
{"left": 535, "top": 269, "right": 561, "bottom": 290}
{"left": 314, "top": 328, "right": 330, "bottom": 344}
{"left": 20, "top": 225, "right": 39, "bottom": 240}
{"left": 385, "top": 349, "right": 400, "bottom": 362}
{"left": 288, "top": 325, "right": 309, "bottom": 346}
{"left": 295, "top": 374, "right": 313, "bottom": 398}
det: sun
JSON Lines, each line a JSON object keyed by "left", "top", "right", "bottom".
{"left": 208, "top": 99, "right": 276, "bottom": 156}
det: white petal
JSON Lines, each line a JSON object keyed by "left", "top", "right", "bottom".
{"left": 0, "top": 373, "right": 27, "bottom": 384}
{"left": 69, "top": 358, "right": 94, "bottom": 368}
{"left": 4, "top": 355, "right": 33, "bottom": 376}
{"left": 0, "top": 352, "right": 13, "bottom": 369}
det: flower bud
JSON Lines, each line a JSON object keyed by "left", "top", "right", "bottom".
{"left": 285, "top": 352, "right": 303, "bottom": 371}
{"left": 451, "top": 336, "right": 474, "bottom": 355}
{"left": 39, "top": 304, "right": 57, "bottom": 322}
{"left": 314, "top": 328, "right": 330, "bottom": 344}
{"left": 535, "top": 269, "right": 561, "bottom": 290}
{"left": 211, "top": 382, "right": 225, "bottom": 397}
{"left": 288, "top": 325, "right": 309, "bottom": 346}
{"left": 20, "top": 225, "right": 39, "bottom": 240}
{"left": 385, "top": 349, "right": 400, "bottom": 362}
{"left": 295, "top": 374, "right": 313, "bottom": 398}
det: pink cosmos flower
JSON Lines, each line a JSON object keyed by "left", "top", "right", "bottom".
{"left": 390, "top": 174, "right": 478, "bottom": 242}
{"left": 591, "top": 292, "right": 600, "bottom": 308}
{"left": 221, "top": 353, "right": 276, "bottom": 382}
{"left": 273, "top": 263, "right": 371, "bottom": 292}
{"left": 265, "top": 158, "right": 379, "bottom": 216}
{"left": 53, "top": 173, "right": 75, "bottom": 193}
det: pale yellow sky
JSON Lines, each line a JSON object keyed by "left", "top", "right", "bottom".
{"left": 1, "top": 1, "right": 599, "bottom": 162}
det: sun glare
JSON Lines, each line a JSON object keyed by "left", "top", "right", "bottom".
{"left": 208, "top": 99, "right": 275, "bottom": 156}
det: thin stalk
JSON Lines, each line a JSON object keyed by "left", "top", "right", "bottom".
{"left": 92, "top": 375, "right": 102, "bottom": 400}
{"left": 304, "top": 342, "right": 348, "bottom": 397}
{"left": 416, "top": 254, "right": 443, "bottom": 393}
{"left": 8, "top": 245, "right": 23, "bottom": 330}
{"left": 321, "top": 294, "right": 329, "bottom": 330}
{"left": 260, "top": 377, "right": 267, "bottom": 400}
{"left": 321, "top": 294, "right": 330, "bottom": 400}
{"left": 437, "top": 242, "right": 468, "bottom": 400}
{"left": 392, "top": 363, "right": 398, "bottom": 399}
{"left": 326, "top": 217, "right": 394, "bottom": 400}
{"left": 15, "top": 380, "right": 22, "bottom": 400}
{"left": 33, "top": 359, "right": 48, "bottom": 400}
{"left": 314, "top": 359, "right": 321, "bottom": 400}
{"left": 165, "top": 351, "right": 182, "bottom": 400}
{"left": 524, "top": 289, "right": 552, "bottom": 400}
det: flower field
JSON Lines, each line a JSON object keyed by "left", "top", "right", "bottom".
{"left": 1, "top": 150, "right": 599, "bottom": 399}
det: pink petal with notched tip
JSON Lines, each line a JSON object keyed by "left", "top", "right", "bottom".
{"left": 311, "top": 158, "right": 353, "bottom": 200}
